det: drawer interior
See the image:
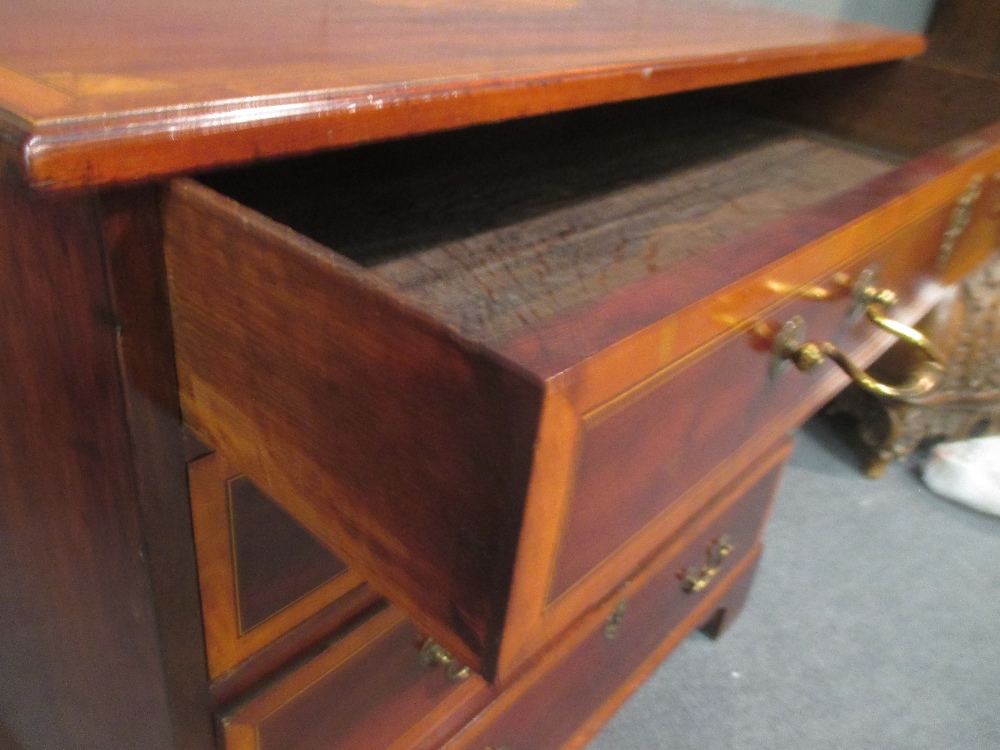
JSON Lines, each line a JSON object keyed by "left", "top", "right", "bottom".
{"left": 201, "top": 96, "right": 901, "bottom": 343}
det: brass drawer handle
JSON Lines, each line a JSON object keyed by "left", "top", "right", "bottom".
{"left": 681, "top": 536, "right": 733, "bottom": 594}
{"left": 603, "top": 600, "right": 628, "bottom": 640}
{"left": 419, "top": 639, "right": 472, "bottom": 682}
{"left": 773, "top": 270, "right": 945, "bottom": 403}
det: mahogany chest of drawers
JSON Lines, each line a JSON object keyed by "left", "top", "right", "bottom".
{"left": 3, "top": 1, "right": 1000, "bottom": 748}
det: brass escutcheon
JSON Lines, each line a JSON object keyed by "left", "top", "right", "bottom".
{"left": 603, "top": 600, "right": 628, "bottom": 640}
{"left": 681, "top": 536, "right": 733, "bottom": 594}
{"left": 936, "top": 175, "right": 984, "bottom": 271}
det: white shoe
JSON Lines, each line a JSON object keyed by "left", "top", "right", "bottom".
{"left": 923, "top": 436, "right": 1000, "bottom": 516}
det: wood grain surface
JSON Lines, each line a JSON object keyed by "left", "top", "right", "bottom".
{"left": 100, "top": 187, "right": 216, "bottom": 750}
{"left": 0, "top": 0, "right": 923, "bottom": 188}
{"left": 221, "top": 607, "right": 491, "bottom": 750}
{"left": 164, "top": 179, "right": 544, "bottom": 680}
{"left": 500, "top": 118, "right": 1000, "bottom": 378}
{"left": 210, "top": 106, "right": 895, "bottom": 343}
{"left": 172, "top": 91, "right": 1000, "bottom": 683}
{"left": 447, "top": 441, "right": 790, "bottom": 750}
{"left": 186, "top": 448, "right": 371, "bottom": 681}
{"left": 0, "top": 169, "right": 211, "bottom": 749}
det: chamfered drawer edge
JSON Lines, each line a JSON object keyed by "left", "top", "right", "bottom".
{"left": 164, "top": 177, "right": 545, "bottom": 680}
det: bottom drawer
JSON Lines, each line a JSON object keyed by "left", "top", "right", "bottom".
{"left": 220, "top": 608, "right": 491, "bottom": 750}
{"left": 221, "top": 439, "right": 789, "bottom": 750}
{"left": 446, "top": 440, "right": 791, "bottom": 750}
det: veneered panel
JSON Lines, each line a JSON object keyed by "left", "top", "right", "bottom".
{"left": 229, "top": 476, "right": 348, "bottom": 633}
{"left": 549, "top": 199, "right": 967, "bottom": 599}
{"left": 222, "top": 608, "right": 490, "bottom": 750}
{"left": 452, "top": 443, "right": 790, "bottom": 750}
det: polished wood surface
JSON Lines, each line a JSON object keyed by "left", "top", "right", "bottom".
{"left": 0, "top": 0, "right": 923, "bottom": 189}
{"left": 100, "top": 187, "right": 216, "bottom": 750}
{"left": 165, "top": 92, "right": 1000, "bottom": 683}
{"left": 501, "top": 152, "right": 1000, "bottom": 663}
{"left": 164, "top": 178, "right": 544, "bottom": 679}
{"left": 499, "top": 117, "right": 1000, "bottom": 378}
{"left": 221, "top": 607, "right": 490, "bottom": 750}
{"left": 0, "top": 170, "right": 211, "bottom": 749}
{"left": 546, "top": 192, "right": 986, "bottom": 599}
{"left": 7, "top": 3, "right": 999, "bottom": 748}
{"left": 448, "top": 441, "right": 790, "bottom": 750}
{"left": 187, "top": 448, "right": 370, "bottom": 679}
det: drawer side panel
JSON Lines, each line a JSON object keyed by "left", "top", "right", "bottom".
{"left": 164, "top": 180, "right": 543, "bottom": 679}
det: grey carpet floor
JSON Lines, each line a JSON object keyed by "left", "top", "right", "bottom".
{"left": 589, "top": 418, "right": 1000, "bottom": 750}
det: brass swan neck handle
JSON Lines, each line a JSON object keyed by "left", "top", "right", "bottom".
{"left": 773, "top": 271, "right": 946, "bottom": 404}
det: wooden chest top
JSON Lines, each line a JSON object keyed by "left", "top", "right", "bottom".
{"left": 0, "top": 0, "right": 922, "bottom": 189}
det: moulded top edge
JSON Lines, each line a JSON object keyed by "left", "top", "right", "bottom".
{"left": 0, "top": 0, "right": 926, "bottom": 189}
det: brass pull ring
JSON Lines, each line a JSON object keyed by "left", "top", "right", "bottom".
{"left": 774, "top": 272, "right": 945, "bottom": 403}
{"left": 419, "top": 639, "right": 473, "bottom": 682}
{"left": 681, "top": 536, "right": 733, "bottom": 594}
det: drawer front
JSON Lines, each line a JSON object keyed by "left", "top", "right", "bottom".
{"left": 220, "top": 607, "right": 490, "bottom": 750}
{"left": 189, "top": 448, "right": 375, "bottom": 678}
{"left": 449, "top": 443, "right": 788, "bottom": 750}
{"left": 548, "top": 194, "right": 990, "bottom": 600}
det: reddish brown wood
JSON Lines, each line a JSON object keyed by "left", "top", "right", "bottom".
{"left": 0, "top": 0, "right": 923, "bottom": 189}
{"left": 164, "top": 179, "right": 544, "bottom": 679}
{"left": 447, "top": 442, "right": 789, "bottom": 750}
{"left": 501, "top": 145, "right": 1000, "bottom": 672}
{"left": 207, "top": 104, "right": 894, "bottom": 344}
{"left": 565, "top": 548, "right": 765, "bottom": 750}
{"left": 499, "top": 118, "right": 1000, "bottom": 378}
{"left": 209, "top": 593, "right": 387, "bottom": 710}
{"left": 100, "top": 186, "right": 216, "bottom": 750}
{"left": 221, "top": 607, "right": 491, "bottom": 750}
{"left": 166, "top": 97, "right": 1000, "bottom": 683}
{"left": 5, "top": 4, "right": 1000, "bottom": 749}
{"left": 228, "top": 476, "right": 349, "bottom": 632}
{"left": 547, "top": 197, "right": 965, "bottom": 599}
{"left": 0, "top": 168, "right": 204, "bottom": 749}
{"left": 187, "top": 446, "right": 372, "bottom": 680}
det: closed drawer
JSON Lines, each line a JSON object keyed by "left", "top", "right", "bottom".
{"left": 446, "top": 439, "right": 790, "bottom": 750}
{"left": 164, "top": 99, "right": 1000, "bottom": 681}
{"left": 220, "top": 439, "right": 788, "bottom": 750}
{"left": 188, "top": 446, "right": 377, "bottom": 680}
{"left": 220, "top": 606, "right": 491, "bottom": 750}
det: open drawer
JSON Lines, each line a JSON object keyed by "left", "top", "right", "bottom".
{"left": 163, "top": 91, "right": 1000, "bottom": 682}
